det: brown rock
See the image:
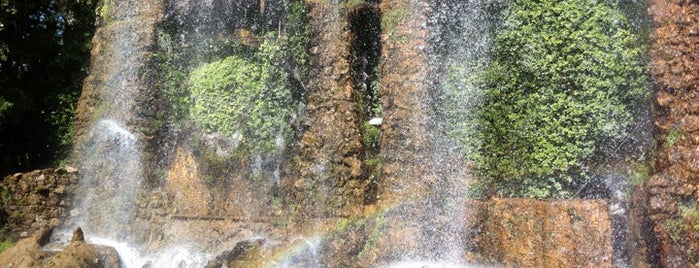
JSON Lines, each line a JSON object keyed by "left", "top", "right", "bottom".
{"left": 638, "top": 1, "right": 699, "bottom": 266}
{"left": 474, "top": 199, "right": 613, "bottom": 267}
{"left": 71, "top": 227, "right": 85, "bottom": 243}
{"left": 45, "top": 241, "right": 101, "bottom": 268}
{"left": 0, "top": 223, "right": 56, "bottom": 267}
{"left": 206, "top": 239, "right": 266, "bottom": 268}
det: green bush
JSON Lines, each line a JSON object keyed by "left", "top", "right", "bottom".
{"left": 474, "top": 0, "right": 649, "bottom": 198}
{"left": 0, "top": 239, "right": 13, "bottom": 254}
{"left": 188, "top": 36, "right": 294, "bottom": 155}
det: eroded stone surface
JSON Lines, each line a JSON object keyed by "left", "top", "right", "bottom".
{"left": 634, "top": 0, "right": 699, "bottom": 266}
{"left": 469, "top": 199, "right": 613, "bottom": 268}
{"left": 0, "top": 168, "right": 77, "bottom": 241}
{"left": 281, "top": 0, "right": 365, "bottom": 218}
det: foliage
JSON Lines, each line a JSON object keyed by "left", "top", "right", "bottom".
{"left": 0, "top": 239, "right": 12, "bottom": 254}
{"left": 188, "top": 34, "right": 295, "bottom": 155}
{"left": 381, "top": 6, "right": 408, "bottom": 38}
{"left": 666, "top": 218, "right": 685, "bottom": 243}
{"left": 361, "top": 122, "right": 381, "bottom": 150}
{"left": 473, "top": 0, "right": 649, "bottom": 198}
{"left": 341, "top": 0, "right": 366, "bottom": 10}
{"left": 626, "top": 159, "right": 650, "bottom": 197}
{"left": 0, "top": 97, "right": 11, "bottom": 120}
{"left": 152, "top": 0, "right": 308, "bottom": 167}
{"left": 99, "top": 0, "right": 112, "bottom": 19}
{"left": 0, "top": 0, "right": 96, "bottom": 174}
{"left": 680, "top": 205, "right": 699, "bottom": 231}
{"left": 358, "top": 213, "right": 386, "bottom": 259}
{"left": 48, "top": 92, "right": 80, "bottom": 152}
{"left": 286, "top": 0, "right": 310, "bottom": 79}
{"left": 153, "top": 30, "right": 190, "bottom": 122}
{"left": 440, "top": 59, "right": 488, "bottom": 157}
{"left": 665, "top": 127, "right": 683, "bottom": 148}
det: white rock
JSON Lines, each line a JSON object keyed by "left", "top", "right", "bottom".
{"left": 368, "top": 117, "right": 383, "bottom": 125}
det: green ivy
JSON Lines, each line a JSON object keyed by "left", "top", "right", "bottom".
{"left": 361, "top": 122, "right": 381, "bottom": 150}
{"left": 188, "top": 33, "right": 295, "bottom": 155}
{"left": 473, "top": 0, "right": 649, "bottom": 198}
{"left": 286, "top": 0, "right": 310, "bottom": 78}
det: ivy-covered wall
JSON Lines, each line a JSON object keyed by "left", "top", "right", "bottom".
{"left": 465, "top": 0, "right": 650, "bottom": 198}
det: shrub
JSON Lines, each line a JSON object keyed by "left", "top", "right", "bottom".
{"left": 0, "top": 239, "right": 12, "bottom": 254}
{"left": 474, "top": 0, "right": 649, "bottom": 198}
{"left": 188, "top": 34, "right": 295, "bottom": 155}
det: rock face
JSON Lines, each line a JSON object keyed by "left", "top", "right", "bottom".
{"left": 379, "top": 0, "right": 436, "bottom": 210}
{"left": 0, "top": 168, "right": 77, "bottom": 241}
{"left": 53, "top": 0, "right": 687, "bottom": 266}
{"left": 469, "top": 199, "right": 613, "bottom": 267}
{"left": 205, "top": 239, "right": 265, "bottom": 268}
{"left": 281, "top": 0, "right": 365, "bottom": 218}
{"left": 340, "top": 199, "right": 614, "bottom": 267}
{"left": 633, "top": 0, "right": 699, "bottom": 266}
{"left": 45, "top": 227, "right": 101, "bottom": 268}
{"left": 73, "top": 0, "right": 164, "bottom": 145}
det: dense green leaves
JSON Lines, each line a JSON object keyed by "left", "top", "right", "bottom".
{"left": 473, "top": 0, "right": 649, "bottom": 198}
{"left": 188, "top": 34, "right": 296, "bottom": 155}
{"left": 0, "top": 0, "right": 96, "bottom": 173}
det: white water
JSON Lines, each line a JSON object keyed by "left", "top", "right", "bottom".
{"left": 59, "top": 119, "right": 143, "bottom": 242}
{"left": 386, "top": 261, "right": 481, "bottom": 268}
{"left": 89, "top": 237, "right": 210, "bottom": 268}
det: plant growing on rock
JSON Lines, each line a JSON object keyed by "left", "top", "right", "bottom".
{"left": 188, "top": 30, "right": 305, "bottom": 157}
{"left": 474, "top": 0, "right": 649, "bottom": 198}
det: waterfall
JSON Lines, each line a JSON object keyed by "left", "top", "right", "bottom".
{"left": 49, "top": 0, "right": 654, "bottom": 266}
{"left": 71, "top": 119, "right": 143, "bottom": 241}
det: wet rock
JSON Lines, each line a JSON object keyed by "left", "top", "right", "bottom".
{"left": 48, "top": 227, "right": 121, "bottom": 268}
{"left": 0, "top": 223, "right": 120, "bottom": 268}
{"left": 0, "top": 168, "right": 77, "bottom": 242}
{"left": 165, "top": 148, "right": 209, "bottom": 217}
{"left": 0, "top": 223, "right": 55, "bottom": 267}
{"left": 46, "top": 241, "right": 101, "bottom": 268}
{"left": 205, "top": 238, "right": 265, "bottom": 268}
{"left": 633, "top": 0, "right": 699, "bottom": 266}
{"left": 71, "top": 227, "right": 85, "bottom": 242}
{"left": 280, "top": 0, "right": 365, "bottom": 218}
{"left": 472, "top": 199, "right": 613, "bottom": 267}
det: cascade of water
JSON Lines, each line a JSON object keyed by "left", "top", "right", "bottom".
{"left": 71, "top": 119, "right": 143, "bottom": 241}
{"left": 376, "top": 1, "right": 508, "bottom": 265}
{"left": 426, "top": 1, "right": 509, "bottom": 262}
{"left": 50, "top": 0, "right": 653, "bottom": 266}
{"left": 51, "top": 0, "right": 172, "bottom": 265}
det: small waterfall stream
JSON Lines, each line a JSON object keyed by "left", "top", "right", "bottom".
{"left": 71, "top": 119, "right": 142, "bottom": 240}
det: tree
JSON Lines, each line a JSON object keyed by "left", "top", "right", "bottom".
{"left": 0, "top": 0, "right": 96, "bottom": 174}
{"left": 474, "top": 0, "right": 648, "bottom": 198}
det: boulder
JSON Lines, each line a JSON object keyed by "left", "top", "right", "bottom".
{"left": 0, "top": 225, "right": 121, "bottom": 268}
{"left": 45, "top": 227, "right": 100, "bottom": 268}
{"left": 0, "top": 223, "right": 55, "bottom": 267}
{"left": 205, "top": 238, "right": 265, "bottom": 268}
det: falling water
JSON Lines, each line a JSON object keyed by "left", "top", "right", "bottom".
{"left": 69, "top": 119, "right": 143, "bottom": 241}
{"left": 48, "top": 0, "right": 655, "bottom": 266}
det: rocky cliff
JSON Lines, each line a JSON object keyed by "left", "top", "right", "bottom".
{"left": 4, "top": 0, "right": 695, "bottom": 266}
{"left": 634, "top": 0, "right": 699, "bottom": 266}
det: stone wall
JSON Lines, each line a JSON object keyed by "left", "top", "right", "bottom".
{"left": 351, "top": 198, "right": 614, "bottom": 267}
{"left": 468, "top": 199, "right": 613, "bottom": 267}
{"left": 0, "top": 168, "right": 77, "bottom": 241}
{"left": 282, "top": 0, "right": 365, "bottom": 218}
{"left": 634, "top": 0, "right": 699, "bottom": 266}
